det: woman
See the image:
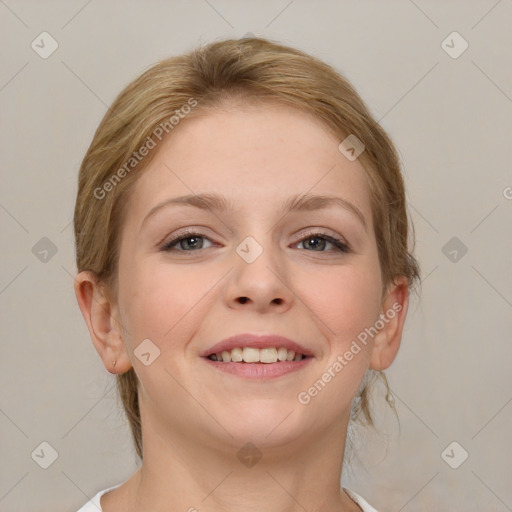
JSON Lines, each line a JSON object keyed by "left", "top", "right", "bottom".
{"left": 73, "top": 36, "right": 420, "bottom": 512}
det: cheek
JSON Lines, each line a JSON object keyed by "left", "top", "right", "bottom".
{"left": 303, "top": 261, "right": 382, "bottom": 350}
{"left": 297, "top": 263, "right": 381, "bottom": 413}
{"left": 118, "top": 254, "right": 235, "bottom": 359}
{"left": 117, "top": 260, "right": 204, "bottom": 344}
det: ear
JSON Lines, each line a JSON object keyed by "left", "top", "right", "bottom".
{"left": 74, "top": 270, "right": 132, "bottom": 374}
{"left": 369, "top": 276, "right": 410, "bottom": 371}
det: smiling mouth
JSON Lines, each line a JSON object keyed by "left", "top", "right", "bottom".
{"left": 207, "top": 347, "right": 308, "bottom": 363}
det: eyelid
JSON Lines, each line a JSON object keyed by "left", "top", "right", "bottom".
{"left": 161, "top": 227, "right": 351, "bottom": 254}
{"left": 295, "top": 229, "right": 351, "bottom": 253}
{"left": 295, "top": 227, "right": 348, "bottom": 244}
{"left": 160, "top": 228, "right": 215, "bottom": 250}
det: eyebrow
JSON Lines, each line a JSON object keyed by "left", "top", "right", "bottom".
{"left": 141, "top": 192, "right": 368, "bottom": 233}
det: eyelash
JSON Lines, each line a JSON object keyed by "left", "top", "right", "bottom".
{"left": 160, "top": 229, "right": 350, "bottom": 254}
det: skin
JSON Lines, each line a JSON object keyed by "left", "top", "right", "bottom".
{"left": 75, "top": 100, "right": 409, "bottom": 512}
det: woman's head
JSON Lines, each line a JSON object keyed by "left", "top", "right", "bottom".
{"left": 73, "top": 37, "right": 420, "bottom": 461}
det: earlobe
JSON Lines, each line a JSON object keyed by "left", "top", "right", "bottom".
{"left": 369, "top": 276, "right": 410, "bottom": 371}
{"left": 73, "top": 271, "right": 132, "bottom": 374}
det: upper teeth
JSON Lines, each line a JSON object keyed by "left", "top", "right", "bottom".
{"left": 209, "top": 347, "right": 305, "bottom": 363}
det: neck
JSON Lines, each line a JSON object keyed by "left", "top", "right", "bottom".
{"left": 102, "top": 410, "right": 361, "bottom": 512}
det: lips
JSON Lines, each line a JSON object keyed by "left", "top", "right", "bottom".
{"left": 200, "top": 333, "right": 314, "bottom": 359}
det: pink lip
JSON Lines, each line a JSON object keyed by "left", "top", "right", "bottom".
{"left": 202, "top": 357, "right": 312, "bottom": 379}
{"left": 200, "top": 333, "right": 314, "bottom": 358}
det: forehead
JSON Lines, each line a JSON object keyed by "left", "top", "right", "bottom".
{"left": 124, "top": 102, "right": 373, "bottom": 230}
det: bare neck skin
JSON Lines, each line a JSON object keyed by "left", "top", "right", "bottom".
{"left": 101, "top": 407, "right": 363, "bottom": 512}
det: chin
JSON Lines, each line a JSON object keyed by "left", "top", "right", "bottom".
{"left": 221, "top": 403, "right": 306, "bottom": 446}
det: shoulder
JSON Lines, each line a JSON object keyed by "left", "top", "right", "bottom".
{"left": 75, "top": 484, "right": 122, "bottom": 512}
{"left": 343, "top": 488, "right": 380, "bottom": 512}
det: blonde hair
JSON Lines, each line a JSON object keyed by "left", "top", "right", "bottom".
{"left": 74, "top": 36, "right": 421, "bottom": 461}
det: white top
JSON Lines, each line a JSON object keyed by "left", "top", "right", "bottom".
{"left": 76, "top": 483, "right": 379, "bottom": 511}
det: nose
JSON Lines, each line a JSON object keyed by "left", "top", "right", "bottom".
{"left": 224, "top": 239, "right": 294, "bottom": 314}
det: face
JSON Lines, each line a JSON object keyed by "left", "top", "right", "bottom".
{"left": 101, "top": 101, "right": 405, "bottom": 451}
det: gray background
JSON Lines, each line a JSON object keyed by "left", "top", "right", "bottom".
{"left": 1, "top": 1, "right": 511, "bottom": 511}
